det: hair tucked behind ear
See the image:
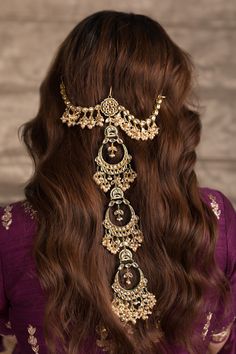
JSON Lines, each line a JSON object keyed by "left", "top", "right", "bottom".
{"left": 21, "top": 10, "right": 230, "bottom": 354}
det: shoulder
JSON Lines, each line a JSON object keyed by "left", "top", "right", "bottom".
{"left": 200, "top": 187, "right": 236, "bottom": 276}
{"left": 199, "top": 187, "right": 235, "bottom": 224}
{"left": 0, "top": 200, "right": 37, "bottom": 247}
{"left": 199, "top": 186, "right": 236, "bottom": 239}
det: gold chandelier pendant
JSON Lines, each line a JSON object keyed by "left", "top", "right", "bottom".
{"left": 59, "top": 84, "right": 165, "bottom": 324}
{"left": 102, "top": 187, "right": 143, "bottom": 254}
{"left": 111, "top": 249, "right": 157, "bottom": 325}
{"left": 93, "top": 125, "right": 137, "bottom": 193}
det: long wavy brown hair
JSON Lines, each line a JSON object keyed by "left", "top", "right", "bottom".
{"left": 21, "top": 10, "right": 230, "bottom": 354}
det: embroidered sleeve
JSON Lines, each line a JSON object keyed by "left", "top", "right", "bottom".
{"left": 208, "top": 192, "right": 236, "bottom": 349}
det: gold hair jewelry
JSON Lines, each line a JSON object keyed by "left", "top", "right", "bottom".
{"left": 102, "top": 187, "right": 143, "bottom": 254}
{"left": 60, "top": 82, "right": 165, "bottom": 141}
{"left": 112, "top": 249, "right": 156, "bottom": 324}
{"left": 60, "top": 83, "right": 165, "bottom": 324}
{"left": 93, "top": 125, "right": 137, "bottom": 193}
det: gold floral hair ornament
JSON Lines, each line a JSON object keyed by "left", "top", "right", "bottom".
{"left": 59, "top": 83, "right": 165, "bottom": 325}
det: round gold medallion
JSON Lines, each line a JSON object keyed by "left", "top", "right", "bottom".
{"left": 101, "top": 97, "right": 119, "bottom": 116}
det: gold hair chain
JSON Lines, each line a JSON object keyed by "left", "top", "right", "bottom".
{"left": 60, "top": 83, "right": 165, "bottom": 141}
{"left": 60, "top": 83, "right": 165, "bottom": 324}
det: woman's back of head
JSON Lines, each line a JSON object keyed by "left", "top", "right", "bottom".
{"left": 21, "top": 10, "right": 230, "bottom": 354}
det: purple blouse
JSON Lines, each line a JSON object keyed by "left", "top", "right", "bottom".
{"left": 0, "top": 187, "right": 235, "bottom": 353}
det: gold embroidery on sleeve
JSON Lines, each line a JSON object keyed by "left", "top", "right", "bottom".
{"left": 202, "top": 312, "right": 213, "bottom": 340}
{"left": 208, "top": 194, "right": 221, "bottom": 220}
{"left": 210, "top": 317, "right": 235, "bottom": 343}
{"left": 5, "top": 320, "right": 12, "bottom": 329}
{"left": 22, "top": 201, "right": 37, "bottom": 220}
{"left": 211, "top": 327, "right": 230, "bottom": 343}
{"left": 27, "top": 324, "right": 39, "bottom": 353}
{"left": 1, "top": 205, "right": 13, "bottom": 230}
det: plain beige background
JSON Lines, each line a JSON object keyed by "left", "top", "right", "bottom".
{"left": 0, "top": 0, "right": 236, "bottom": 209}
